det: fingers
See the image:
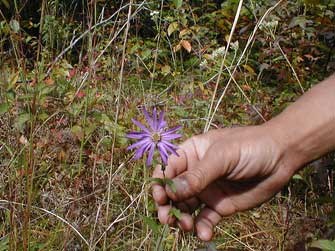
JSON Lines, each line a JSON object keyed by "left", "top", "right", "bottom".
{"left": 166, "top": 141, "right": 234, "bottom": 202}
{"left": 175, "top": 197, "right": 201, "bottom": 214}
{"left": 152, "top": 147, "right": 188, "bottom": 205}
{"left": 195, "top": 207, "right": 222, "bottom": 241}
{"left": 152, "top": 140, "right": 200, "bottom": 231}
{"left": 152, "top": 137, "right": 199, "bottom": 205}
{"left": 156, "top": 204, "right": 194, "bottom": 232}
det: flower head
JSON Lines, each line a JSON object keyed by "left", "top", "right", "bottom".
{"left": 126, "top": 107, "right": 181, "bottom": 167}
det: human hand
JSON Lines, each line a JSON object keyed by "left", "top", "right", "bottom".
{"left": 152, "top": 126, "right": 302, "bottom": 241}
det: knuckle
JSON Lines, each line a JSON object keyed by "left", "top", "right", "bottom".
{"left": 185, "top": 169, "right": 206, "bottom": 194}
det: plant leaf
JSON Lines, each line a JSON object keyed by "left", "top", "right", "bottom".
{"left": 164, "top": 178, "right": 176, "bottom": 193}
{"left": 292, "top": 174, "right": 303, "bottom": 180}
{"left": 1, "top": 0, "right": 10, "bottom": 9}
{"left": 9, "top": 19, "right": 20, "bottom": 33}
{"left": 0, "top": 103, "right": 9, "bottom": 115}
{"left": 71, "top": 125, "right": 84, "bottom": 140}
{"left": 161, "top": 65, "right": 171, "bottom": 75}
{"left": 310, "top": 240, "right": 335, "bottom": 251}
{"left": 149, "top": 177, "right": 165, "bottom": 186}
{"left": 14, "top": 113, "right": 30, "bottom": 130}
{"left": 173, "top": 0, "right": 183, "bottom": 9}
{"left": 143, "top": 216, "right": 161, "bottom": 234}
{"left": 180, "top": 40, "right": 192, "bottom": 53}
{"left": 169, "top": 207, "right": 182, "bottom": 220}
{"left": 168, "top": 22, "right": 179, "bottom": 36}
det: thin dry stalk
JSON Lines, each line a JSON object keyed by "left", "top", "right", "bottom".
{"left": 206, "top": 0, "right": 283, "bottom": 131}
{"left": 205, "top": 0, "right": 244, "bottom": 132}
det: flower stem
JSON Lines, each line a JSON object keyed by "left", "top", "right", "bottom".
{"left": 161, "top": 165, "right": 166, "bottom": 179}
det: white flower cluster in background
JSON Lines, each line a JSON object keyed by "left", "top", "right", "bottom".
{"left": 150, "top": 10, "right": 160, "bottom": 22}
{"left": 260, "top": 20, "right": 278, "bottom": 31}
{"left": 150, "top": 10, "right": 159, "bottom": 17}
{"left": 199, "top": 59, "right": 208, "bottom": 70}
{"left": 211, "top": 46, "right": 226, "bottom": 59}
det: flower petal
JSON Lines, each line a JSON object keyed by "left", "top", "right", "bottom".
{"left": 131, "top": 119, "right": 150, "bottom": 133}
{"left": 126, "top": 131, "right": 150, "bottom": 139}
{"left": 161, "top": 133, "right": 181, "bottom": 141}
{"left": 157, "top": 142, "right": 169, "bottom": 165}
{"left": 146, "top": 143, "right": 155, "bottom": 166}
{"left": 152, "top": 107, "right": 158, "bottom": 130}
{"left": 161, "top": 125, "right": 182, "bottom": 136}
{"left": 142, "top": 107, "right": 155, "bottom": 130}
{"left": 161, "top": 140, "right": 179, "bottom": 156}
{"left": 133, "top": 141, "right": 152, "bottom": 160}
{"left": 127, "top": 137, "right": 152, "bottom": 150}
{"left": 157, "top": 110, "right": 167, "bottom": 130}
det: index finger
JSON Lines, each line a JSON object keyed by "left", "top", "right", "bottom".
{"left": 152, "top": 147, "right": 188, "bottom": 205}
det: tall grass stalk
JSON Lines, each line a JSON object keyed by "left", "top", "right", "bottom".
{"left": 205, "top": 0, "right": 283, "bottom": 131}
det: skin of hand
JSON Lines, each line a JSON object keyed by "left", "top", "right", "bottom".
{"left": 152, "top": 126, "right": 299, "bottom": 241}
{"left": 152, "top": 74, "right": 335, "bottom": 241}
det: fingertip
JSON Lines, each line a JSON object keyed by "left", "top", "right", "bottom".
{"left": 152, "top": 184, "right": 167, "bottom": 205}
{"left": 157, "top": 205, "right": 176, "bottom": 225}
{"left": 196, "top": 220, "right": 213, "bottom": 241}
{"left": 177, "top": 213, "right": 193, "bottom": 232}
{"left": 195, "top": 207, "right": 221, "bottom": 241}
{"left": 165, "top": 175, "right": 193, "bottom": 202}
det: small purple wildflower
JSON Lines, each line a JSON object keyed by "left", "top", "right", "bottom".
{"left": 126, "top": 107, "right": 181, "bottom": 167}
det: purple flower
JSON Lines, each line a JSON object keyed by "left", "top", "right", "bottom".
{"left": 126, "top": 107, "right": 182, "bottom": 167}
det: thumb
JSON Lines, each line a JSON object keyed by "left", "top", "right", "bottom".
{"left": 166, "top": 144, "right": 234, "bottom": 201}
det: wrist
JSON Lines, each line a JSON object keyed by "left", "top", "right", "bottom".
{"left": 260, "top": 122, "right": 308, "bottom": 176}
{"left": 261, "top": 75, "right": 335, "bottom": 174}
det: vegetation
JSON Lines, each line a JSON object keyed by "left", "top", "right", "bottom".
{"left": 0, "top": 0, "right": 334, "bottom": 250}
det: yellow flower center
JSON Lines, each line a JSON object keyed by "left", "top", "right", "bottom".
{"left": 151, "top": 132, "right": 161, "bottom": 143}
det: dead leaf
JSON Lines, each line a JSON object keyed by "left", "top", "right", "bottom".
{"left": 76, "top": 90, "right": 86, "bottom": 99}
{"left": 180, "top": 40, "right": 192, "bottom": 53}
{"left": 179, "top": 28, "right": 190, "bottom": 38}
{"left": 19, "top": 135, "right": 28, "bottom": 145}
{"left": 44, "top": 77, "right": 54, "bottom": 86}
{"left": 173, "top": 43, "right": 181, "bottom": 52}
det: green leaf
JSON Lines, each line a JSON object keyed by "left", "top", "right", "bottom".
{"left": 71, "top": 125, "right": 84, "bottom": 140}
{"left": 149, "top": 177, "right": 165, "bottom": 186}
{"left": 292, "top": 174, "right": 303, "bottom": 180}
{"left": 0, "top": 235, "right": 9, "bottom": 251}
{"left": 289, "top": 16, "right": 313, "bottom": 30}
{"left": 0, "top": 103, "right": 9, "bottom": 115}
{"left": 310, "top": 240, "right": 335, "bottom": 251}
{"left": 143, "top": 216, "right": 161, "bottom": 234}
{"left": 169, "top": 207, "right": 182, "bottom": 220}
{"left": 167, "top": 22, "right": 179, "bottom": 36}
{"left": 165, "top": 178, "right": 176, "bottom": 193}
{"left": 1, "top": 0, "right": 10, "bottom": 9}
{"left": 173, "top": 0, "right": 183, "bottom": 8}
{"left": 14, "top": 113, "right": 31, "bottom": 130}
{"left": 9, "top": 19, "right": 20, "bottom": 33}
{"left": 148, "top": 178, "right": 176, "bottom": 193}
